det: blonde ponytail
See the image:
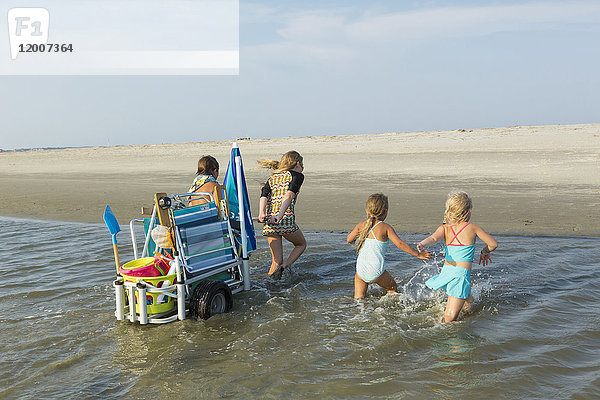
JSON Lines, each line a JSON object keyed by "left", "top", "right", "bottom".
{"left": 258, "top": 151, "right": 303, "bottom": 174}
{"left": 257, "top": 159, "right": 280, "bottom": 170}
{"left": 354, "top": 193, "right": 388, "bottom": 254}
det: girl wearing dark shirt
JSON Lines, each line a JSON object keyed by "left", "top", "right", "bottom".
{"left": 258, "top": 151, "right": 307, "bottom": 280}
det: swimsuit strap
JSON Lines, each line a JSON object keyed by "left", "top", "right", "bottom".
{"left": 368, "top": 220, "right": 383, "bottom": 241}
{"left": 447, "top": 222, "right": 470, "bottom": 246}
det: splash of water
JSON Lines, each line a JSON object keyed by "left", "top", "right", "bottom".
{"left": 402, "top": 246, "right": 446, "bottom": 303}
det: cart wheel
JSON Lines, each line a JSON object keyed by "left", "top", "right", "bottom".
{"left": 189, "top": 280, "right": 233, "bottom": 320}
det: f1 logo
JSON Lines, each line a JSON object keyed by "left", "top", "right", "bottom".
{"left": 7, "top": 8, "right": 50, "bottom": 60}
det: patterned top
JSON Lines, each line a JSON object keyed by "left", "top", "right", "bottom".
{"left": 189, "top": 174, "right": 218, "bottom": 193}
{"left": 262, "top": 170, "right": 303, "bottom": 235}
{"left": 188, "top": 174, "right": 218, "bottom": 204}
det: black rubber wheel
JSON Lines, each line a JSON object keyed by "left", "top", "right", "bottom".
{"left": 189, "top": 280, "right": 233, "bottom": 320}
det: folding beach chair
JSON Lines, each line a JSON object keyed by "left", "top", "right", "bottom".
{"left": 171, "top": 187, "right": 243, "bottom": 287}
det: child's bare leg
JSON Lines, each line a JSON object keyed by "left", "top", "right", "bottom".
{"left": 266, "top": 235, "right": 284, "bottom": 277}
{"left": 373, "top": 271, "right": 398, "bottom": 295}
{"left": 281, "top": 229, "right": 307, "bottom": 269}
{"left": 354, "top": 274, "right": 369, "bottom": 299}
{"left": 442, "top": 295, "right": 466, "bottom": 322}
{"left": 462, "top": 295, "right": 474, "bottom": 312}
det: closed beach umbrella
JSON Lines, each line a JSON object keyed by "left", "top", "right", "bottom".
{"left": 223, "top": 142, "right": 257, "bottom": 252}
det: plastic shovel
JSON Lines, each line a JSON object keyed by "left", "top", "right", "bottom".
{"left": 103, "top": 205, "right": 121, "bottom": 275}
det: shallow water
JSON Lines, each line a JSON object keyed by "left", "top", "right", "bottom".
{"left": 1, "top": 216, "right": 599, "bottom": 399}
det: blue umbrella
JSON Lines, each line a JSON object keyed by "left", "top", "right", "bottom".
{"left": 223, "top": 143, "right": 257, "bottom": 252}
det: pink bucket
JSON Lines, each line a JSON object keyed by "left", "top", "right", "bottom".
{"left": 119, "top": 256, "right": 169, "bottom": 277}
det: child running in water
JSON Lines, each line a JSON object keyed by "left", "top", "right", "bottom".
{"left": 417, "top": 191, "right": 498, "bottom": 323}
{"left": 347, "top": 193, "right": 431, "bottom": 299}
{"left": 258, "top": 151, "right": 306, "bottom": 280}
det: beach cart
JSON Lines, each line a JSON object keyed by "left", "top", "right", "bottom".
{"left": 106, "top": 143, "right": 256, "bottom": 324}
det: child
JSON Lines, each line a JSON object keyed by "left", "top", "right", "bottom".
{"left": 347, "top": 193, "right": 431, "bottom": 299}
{"left": 257, "top": 151, "right": 306, "bottom": 280}
{"left": 188, "top": 155, "right": 220, "bottom": 206}
{"left": 417, "top": 191, "right": 498, "bottom": 323}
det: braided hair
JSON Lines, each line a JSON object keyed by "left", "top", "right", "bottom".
{"left": 354, "top": 193, "right": 388, "bottom": 254}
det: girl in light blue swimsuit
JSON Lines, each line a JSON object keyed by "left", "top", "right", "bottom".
{"left": 418, "top": 191, "right": 498, "bottom": 322}
{"left": 347, "top": 194, "right": 431, "bottom": 299}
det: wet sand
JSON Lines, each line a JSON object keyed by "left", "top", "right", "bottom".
{"left": 1, "top": 123, "right": 598, "bottom": 237}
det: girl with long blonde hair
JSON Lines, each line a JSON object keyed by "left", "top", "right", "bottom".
{"left": 258, "top": 151, "right": 306, "bottom": 280}
{"left": 417, "top": 191, "right": 498, "bottom": 322}
{"left": 347, "top": 193, "right": 430, "bottom": 299}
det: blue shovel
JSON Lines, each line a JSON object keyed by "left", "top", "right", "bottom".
{"left": 103, "top": 205, "right": 121, "bottom": 275}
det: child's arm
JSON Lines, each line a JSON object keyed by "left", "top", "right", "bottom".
{"left": 269, "top": 191, "right": 295, "bottom": 223}
{"left": 258, "top": 182, "right": 271, "bottom": 223}
{"left": 258, "top": 196, "right": 268, "bottom": 223}
{"left": 417, "top": 225, "right": 445, "bottom": 251}
{"left": 474, "top": 224, "right": 498, "bottom": 266}
{"left": 347, "top": 222, "right": 363, "bottom": 244}
{"left": 387, "top": 225, "right": 431, "bottom": 260}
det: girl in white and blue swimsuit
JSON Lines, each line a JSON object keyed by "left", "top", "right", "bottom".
{"left": 347, "top": 193, "right": 431, "bottom": 299}
{"left": 418, "top": 191, "right": 498, "bottom": 322}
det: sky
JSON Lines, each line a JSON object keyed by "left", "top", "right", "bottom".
{"left": 1, "top": 0, "right": 599, "bottom": 150}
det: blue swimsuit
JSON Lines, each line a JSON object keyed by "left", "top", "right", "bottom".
{"left": 426, "top": 223, "right": 474, "bottom": 299}
{"left": 356, "top": 221, "right": 390, "bottom": 283}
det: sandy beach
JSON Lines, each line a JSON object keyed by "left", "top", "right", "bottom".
{"left": 1, "top": 123, "right": 598, "bottom": 237}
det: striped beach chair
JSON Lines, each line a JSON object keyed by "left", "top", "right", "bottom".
{"left": 172, "top": 200, "right": 241, "bottom": 284}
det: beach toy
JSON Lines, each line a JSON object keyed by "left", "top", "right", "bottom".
{"left": 119, "top": 256, "right": 169, "bottom": 277}
{"left": 153, "top": 252, "right": 176, "bottom": 304}
{"left": 151, "top": 225, "right": 174, "bottom": 249}
{"left": 121, "top": 272, "right": 177, "bottom": 314}
{"left": 120, "top": 256, "right": 175, "bottom": 314}
{"left": 103, "top": 205, "right": 121, "bottom": 275}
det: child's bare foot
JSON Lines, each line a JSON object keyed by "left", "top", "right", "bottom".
{"left": 268, "top": 264, "right": 285, "bottom": 280}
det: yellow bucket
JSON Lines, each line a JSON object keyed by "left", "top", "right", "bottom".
{"left": 122, "top": 273, "right": 177, "bottom": 315}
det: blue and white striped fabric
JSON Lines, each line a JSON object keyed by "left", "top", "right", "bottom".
{"left": 173, "top": 203, "right": 237, "bottom": 275}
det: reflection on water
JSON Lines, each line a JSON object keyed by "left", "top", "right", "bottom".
{"left": 428, "top": 334, "right": 479, "bottom": 398}
{"left": 435, "top": 335, "right": 477, "bottom": 368}
{"left": 0, "top": 216, "right": 599, "bottom": 398}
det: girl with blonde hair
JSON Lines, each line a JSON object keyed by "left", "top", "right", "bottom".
{"left": 347, "top": 193, "right": 431, "bottom": 299}
{"left": 417, "top": 191, "right": 498, "bottom": 322}
{"left": 258, "top": 151, "right": 306, "bottom": 280}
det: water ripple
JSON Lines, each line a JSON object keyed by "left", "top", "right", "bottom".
{"left": 0, "top": 217, "right": 598, "bottom": 398}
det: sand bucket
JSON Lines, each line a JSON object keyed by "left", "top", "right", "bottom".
{"left": 120, "top": 257, "right": 176, "bottom": 315}
{"left": 119, "top": 256, "right": 169, "bottom": 277}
